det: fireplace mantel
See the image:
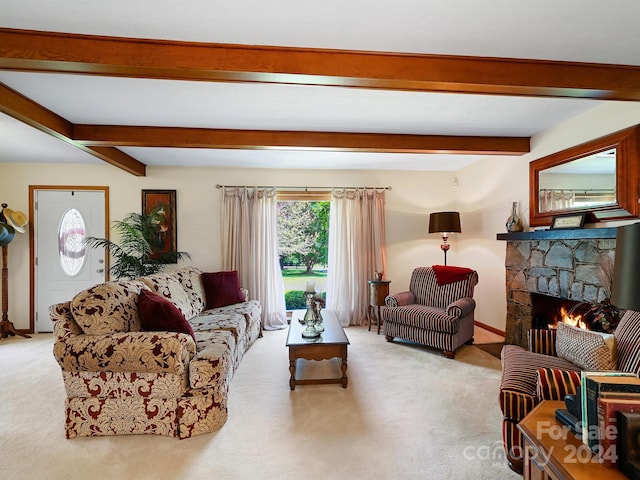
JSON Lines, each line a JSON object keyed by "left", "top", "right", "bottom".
{"left": 497, "top": 227, "right": 617, "bottom": 241}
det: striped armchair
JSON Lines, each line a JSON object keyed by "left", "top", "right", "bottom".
{"left": 382, "top": 266, "right": 478, "bottom": 359}
{"left": 499, "top": 310, "right": 640, "bottom": 473}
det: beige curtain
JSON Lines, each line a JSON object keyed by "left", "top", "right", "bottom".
{"left": 539, "top": 189, "right": 574, "bottom": 212}
{"left": 326, "top": 188, "right": 387, "bottom": 326}
{"left": 221, "top": 187, "right": 287, "bottom": 330}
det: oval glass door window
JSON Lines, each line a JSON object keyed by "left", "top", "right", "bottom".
{"left": 58, "top": 208, "right": 86, "bottom": 277}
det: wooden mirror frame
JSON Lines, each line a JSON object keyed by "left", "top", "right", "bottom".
{"left": 530, "top": 125, "right": 640, "bottom": 227}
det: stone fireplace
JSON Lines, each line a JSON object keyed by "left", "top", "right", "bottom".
{"left": 498, "top": 229, "right": 617, "bottom": 347}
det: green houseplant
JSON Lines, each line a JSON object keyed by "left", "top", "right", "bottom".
{"left": 84, "top": 207, "right": 190, "bottom": 279}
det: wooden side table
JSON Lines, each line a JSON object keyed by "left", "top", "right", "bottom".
{"left": 368, "top": 279, "right": 390, "bottom": 334}
{"left": 518, "top": 400, "right": 627, "bottom": 480}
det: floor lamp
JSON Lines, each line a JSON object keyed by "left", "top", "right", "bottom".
{"left": 428, "top": 211, "right": 461, "bottom": 266}
{"left": 1, "top": 203, "right": 30, "bottom": 339}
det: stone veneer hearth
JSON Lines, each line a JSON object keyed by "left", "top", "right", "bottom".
{"left": 498, "top": 229, "right": 617, "bottom": 347}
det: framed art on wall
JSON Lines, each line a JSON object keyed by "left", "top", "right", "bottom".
{"left": 141, "top": 189, "right": 177, "bottom": 260}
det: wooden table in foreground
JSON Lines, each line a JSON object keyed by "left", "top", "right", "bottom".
{"left": 286, "top": 310, "right": 349, "bottom": 391}
{"left": 518, "top": 400, "right": 628, "bottom": 480}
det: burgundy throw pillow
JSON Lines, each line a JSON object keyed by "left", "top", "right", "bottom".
{"left": 138, "top": 289, "right": 196, "bottom": 341}
{"left": 201, "top": 271, "right": 246, "bottom": 309}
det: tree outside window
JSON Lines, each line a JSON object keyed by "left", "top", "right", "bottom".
{"left": 277, "top": 200, "right": 329, "bottom": 309}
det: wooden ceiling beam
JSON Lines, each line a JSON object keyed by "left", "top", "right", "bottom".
{"left": 86, "top": 146, "right": 147, "bottom": 175}
{"left": 0, "top": 82, "right": 146, "bottom": 176}
{"left": 73, "top": 124, "right": 530, "bottom": 155}
{"left": 0, "top": 81, "right": 72, "bottom": 140}
{"left": 1, "top": 28, "right": 639, "bottom": 100}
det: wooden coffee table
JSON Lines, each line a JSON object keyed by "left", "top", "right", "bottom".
{"left": 286, "top": 310, "right": 349, "bottom": 390}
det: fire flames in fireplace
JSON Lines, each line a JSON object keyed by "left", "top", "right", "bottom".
{"left": 551, "top": 306, "right": 589, "bottom": 330}
{"left": 531, "top": 292, "right": 593, "bottom": 331}
{"left": 530, "top": 292, "right": 620, "bottom": 333}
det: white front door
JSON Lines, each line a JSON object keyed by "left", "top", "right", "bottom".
{"left": 35, "top": 189, "right": 107, "bottom": 332}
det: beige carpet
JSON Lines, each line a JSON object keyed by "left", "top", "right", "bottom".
{"left": 0, "top": 328, "right": 519, "bottom": 480}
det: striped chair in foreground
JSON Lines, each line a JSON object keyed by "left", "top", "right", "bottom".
{"left": 383, "top": 265, "right": 478, "bottom": 359}
{"left": 499, "top": 310, "right": 640, "bottom": 473}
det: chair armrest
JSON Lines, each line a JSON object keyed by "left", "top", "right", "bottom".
{"left": 53, "top": 331, "right": 196, "bottom": 375}
{"left": 446, "top": 297, "right": 476, "bottom": 317}
{"left": 536, "top": 367, "right": 581, "bottom": 401}
{"left": 528, "top": 329, "right": 557, "bottom": 356}
{"left": 385, "top": 291, "right": 416, "bottom": 307}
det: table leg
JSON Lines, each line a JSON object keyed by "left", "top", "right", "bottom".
{"left": 376, "top": 305, "right": 382, "bottom": 335}
{"left": 340, "top": 351, "right": 348, "bottom": 388}
{"left": 289, "top": 356, "right": 296, "bottom": 391}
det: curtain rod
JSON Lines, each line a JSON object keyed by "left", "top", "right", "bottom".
{"left": 215, "top": 184, "right": 391, "bottom": 191}
{"left": 540, "top": 188, "right": 614, "bottom": 193}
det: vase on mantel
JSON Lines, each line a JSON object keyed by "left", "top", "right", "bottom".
{"left": 506, "top": 201, "right": 524, "bottom": 232}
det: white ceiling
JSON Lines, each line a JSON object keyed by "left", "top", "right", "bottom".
{"left": 1, "top": 0, "right": 639, "bottom": 172}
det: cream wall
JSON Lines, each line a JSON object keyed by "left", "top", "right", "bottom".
{"left": 456, "top": 101, "right": 640, "bottom": 332}
{"left": 2, "top": 101, "right": 640, "bottom": 334}
{"left": 0, "top": 164, "right": 458, "bottom": 331}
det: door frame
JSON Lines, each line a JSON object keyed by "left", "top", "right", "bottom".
{"left": 28, "top": 185, "right": 110, "bottom": 333}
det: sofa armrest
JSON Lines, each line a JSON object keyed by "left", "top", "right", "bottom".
{"left": 385, "top": 291, "right": 415, "bottom": 307}
{"left": 50, "top": 301, "right": 83, "bottom": 341}
{"left": 536, "top": 367, "right": 581, "bottom": 402}
{"left": 53, "top": 331, "right": 196, "bottom": 375}
{"left": 528, "top": 329, "right": 557, "bottom": 356}
{"left": 446, "top": 297, "right": 476, "bottom": 317}
{"left": 189, "top": 339, "right": 233, "bottom": 390}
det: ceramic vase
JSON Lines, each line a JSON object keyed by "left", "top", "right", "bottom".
{"left": 506, "top": 201, "right": 524, "bottom": 232}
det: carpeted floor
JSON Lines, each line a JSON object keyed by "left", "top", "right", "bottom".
{"left": 0, "top": 328, "right": 518, "bottom": 480}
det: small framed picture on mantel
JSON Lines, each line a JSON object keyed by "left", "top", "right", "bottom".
{"left": 550, "top": 213, "right": 586, "bottom": 230}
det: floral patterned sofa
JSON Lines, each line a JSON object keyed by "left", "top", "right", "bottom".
{"left": 49, "top": 267, "right": 261, "bottom": 439}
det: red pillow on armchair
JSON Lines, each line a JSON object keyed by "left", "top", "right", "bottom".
{"left": 201, "top": 271, "right": 246, "bottom": 309}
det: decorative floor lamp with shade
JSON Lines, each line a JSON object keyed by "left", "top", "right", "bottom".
{"left": 428, "top": 211, "right": 461, "bottom": 266}
{"left": 0, "top": 203, "right": 31, "bottom": 339}
{"left": 611, "top": 222, "right": 640, "bottom": 312}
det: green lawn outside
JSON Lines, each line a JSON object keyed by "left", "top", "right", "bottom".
{"left": 281, "top": 268, "right": 328, "bottom": 310}
{"left": 281, "top": 268, "right": 327, "bottom": 292}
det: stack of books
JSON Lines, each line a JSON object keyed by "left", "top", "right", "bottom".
{"left": 580, "top": 371, "right": 640, "bottom": 477}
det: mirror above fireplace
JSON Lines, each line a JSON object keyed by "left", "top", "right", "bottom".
{"left": 539, "top": 148, "right": 616, "bottom": 213}
{"left": 529, "top": 125, "right": 640, "bottom": 227}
